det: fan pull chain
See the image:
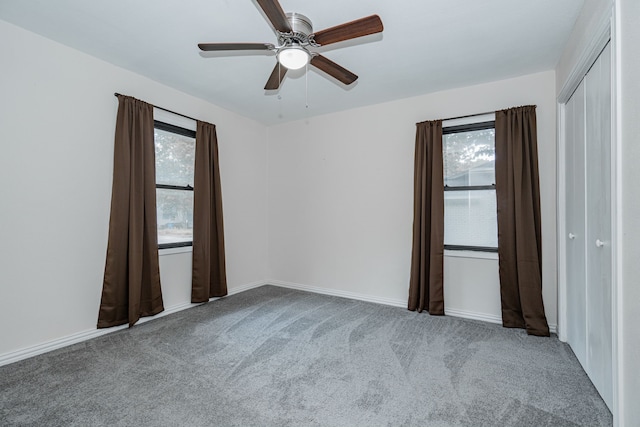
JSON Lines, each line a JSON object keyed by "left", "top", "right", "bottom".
{"left": 277, "top": 62, "right": 283, "bottom": 118}
{"left": 305, "top": 62, "right": 309, "bottom": 109}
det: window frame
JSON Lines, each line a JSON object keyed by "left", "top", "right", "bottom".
{"left": 154, "top": 120, "right": 196, "bottom": 250}
{"left": 443, "top": 120, "right": 498, "bottom": 253}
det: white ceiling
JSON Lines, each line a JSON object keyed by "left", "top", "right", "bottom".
{"left": 0, "top": 0, "right": 584, "bottom": 125}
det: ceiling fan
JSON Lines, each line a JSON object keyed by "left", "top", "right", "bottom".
{"left": 198, "top": 0, "right": 383, "bottom": 90}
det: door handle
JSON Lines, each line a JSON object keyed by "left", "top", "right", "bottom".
{"left": 595, "top": 239, "right": 605, "bottom": 248}
{"left": 568, "top": 233, "right": 576, "bottom": 240}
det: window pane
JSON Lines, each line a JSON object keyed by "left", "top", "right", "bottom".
{"left": 157, "top": 188, "right": 193, "bottom": 245}
{"left": 155, "top": 128, "right": 195, "bottom": 187}
{"left": 444, "top": 129, "right": 495, "bottom": 187}
{"left": 444, "top": 190, "right": 497, "bottom": 248}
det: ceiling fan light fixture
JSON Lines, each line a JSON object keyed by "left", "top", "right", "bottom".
{"left": 277, "top": 45, "right": 309, "bottom": 70}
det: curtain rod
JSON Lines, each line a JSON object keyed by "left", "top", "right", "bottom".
{"left": 113, "top": 93, "right": 197, "bottom": 122}
{"left": 440, "top": 110, "right": 495, "bottom": 122}
{"left": 439, "top": 105, "right": 536, "bottom": 122}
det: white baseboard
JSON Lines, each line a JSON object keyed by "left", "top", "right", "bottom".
{"left": 267, "top": 280, "right": 407, "bottom": 308}
{"left": 0, "top": 327, "right": 116, "bottom": 367}
{"left": 0, "top": 279, "right": 556, "bottom": 367}
{"left": 0, "top": 280, "right": 267, "bottom": 367}
{"left": 445, "top": 307, "right": 557, "bottom": 334}
{"left": 267, "top": 280, "right": 557, "bottom": 334}
{"left": 445, "top": 307, "right": 503, "bottom": 325}
{"left": 227, "top": 280, "right": 267, "bottom": 296}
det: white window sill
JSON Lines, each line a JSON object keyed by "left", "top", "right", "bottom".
{"left": 444, "top": 249, "right": 498, "bottom": 260}
{"left": 159, "top": 246, "right": 193, "bottom": 256}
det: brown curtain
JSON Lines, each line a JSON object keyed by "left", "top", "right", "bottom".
{"left": 191, "top": 121, "right": 227, "bottom": 303}
{"left": 408, "top": 120, "right": 445, "bottom": 314}
{"left": 495, "top": 105, "right": 549, "bottom": 336}
{"left": 98, "top": 95, "right": 164, "bottom": 328}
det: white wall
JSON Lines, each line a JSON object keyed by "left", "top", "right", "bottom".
{"left": 0, "top": 19, "right": 268, "bottom": 356}
{"left": 267, "top": 71, "right": 557, "bottom": 328}
{"left": 617, "top": 0, "right": 640, "bottom": 424}
{"left": 0, "top": 17, "right": 562, "bottom": 363}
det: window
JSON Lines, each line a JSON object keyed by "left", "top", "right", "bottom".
{"left": 154, "top": 121, "right": 195, "bottom": 249}
{"left": 443, "top": 121, "right": 497, "bottom": 252}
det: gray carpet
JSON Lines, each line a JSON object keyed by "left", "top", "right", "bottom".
{"left": 0, "top": 285, "right": 611, "bottom": 426}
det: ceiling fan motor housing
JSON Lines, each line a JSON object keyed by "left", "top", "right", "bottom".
{"left": 282, "top": 13, "right": 313, "bottom": 45}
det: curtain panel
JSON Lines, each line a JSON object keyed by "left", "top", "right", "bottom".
{"left": 98, "top": 95, "right": 164, "bottom": 328}
{"left": 495, "top": 105, "right": 549, "bottom": 336}
{"left": 191, "top": 121, "right": 227, "bottom": 303}
{"left": 408, "top": 120, "right": 445, "bottom": 315}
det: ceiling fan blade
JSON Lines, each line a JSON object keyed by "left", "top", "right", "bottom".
{"left": 198, "top": 43, "right": 275, "bottom": 51}
{"left": 264, "top": 63, "right": 288, "bottom": 90}
{"left": 312, "top": 15, "right": 383, "bottom": 46}
{"left": 255, "top": 0, "right": 292, "bottom": 33}
{"left": 310, "top": 55, "right": 358, "bottom": 85}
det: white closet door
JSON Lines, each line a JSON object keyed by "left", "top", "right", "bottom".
{"left": 565, "top": 80, "right": 587, "bottom": 368}
{"left": 585, "top": 42, "right": 613, "bottom": 409}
